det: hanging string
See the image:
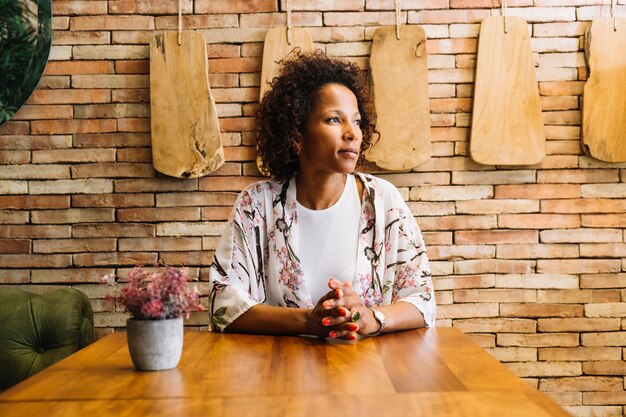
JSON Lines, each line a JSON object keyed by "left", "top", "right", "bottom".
{"left": 287, "top": 0, "right": 293, "bottom": 45}
{"left": 177, "top": 0, "right": 182, "bottom": 45}
{"left": 395, "top": 0, "right": 401, "bottom": 40}
{"left": 611, "top": 0, "right": 617, "bottom": 31}
{"left": 502, "top": 0, "right": 508, "bottom": 33}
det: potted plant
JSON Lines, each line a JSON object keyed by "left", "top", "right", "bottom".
{"left": 101, "top": 265, "right": 204, "bottom": 371}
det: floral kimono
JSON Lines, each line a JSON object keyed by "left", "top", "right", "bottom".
{"left": 208, "top": 172, "right": 436, "bottom": 332}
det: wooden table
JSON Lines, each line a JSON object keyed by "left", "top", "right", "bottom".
{"left": 0, "top": 328, "right": 571, "bottom": 417}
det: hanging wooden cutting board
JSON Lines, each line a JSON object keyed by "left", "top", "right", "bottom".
{"left": 257, "top": 27, "right": 313, "bottom": 174}
{"left": 582, "top": 17, "right": 626, "bottom": 162}
{"left": 470, "top": 16, "right": 545, "bottom": 166}
{"left": 366, "top": 25, "right": 431, "bottom": 171}
{"left": 259, "top": 27, "right": 314, "bottom": 102}
{"left": 150, "top": 31, "right": 224, "bottom": 178}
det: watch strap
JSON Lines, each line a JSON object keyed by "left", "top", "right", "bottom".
{"left": 369, "top": 307, "right": 386, "bottom": 336}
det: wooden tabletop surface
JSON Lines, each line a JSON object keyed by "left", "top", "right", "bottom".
{"left": 0, "top": 327, "right": 571, "bottom": 417}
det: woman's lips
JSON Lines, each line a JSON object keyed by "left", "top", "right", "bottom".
{"left": 339, "top": 149, "right": 359, "bottom": 158}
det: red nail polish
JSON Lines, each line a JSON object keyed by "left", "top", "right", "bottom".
{"left": 349, "top": 323, "right": 358, "bottom": 332}
{"left": 323, "top": 300, "right": 332, "bottom": 309}
{"left": 335, "top": 289, "right": 342, "bottom": 298}
{"left": 322, "top": 318, "right": 331, "bottom": 326}
{"left": 340, "top": 308, "right": 349, "bottom": 317}
{"left": 348, "top": 333, "right": 357, "bottom": 341}
{"left": 329, "top": 331, "right": 337, "bottom": 338}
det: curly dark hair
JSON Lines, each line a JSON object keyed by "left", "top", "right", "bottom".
{"left": 257, "top": 51, "right": 375, "bottom": 182}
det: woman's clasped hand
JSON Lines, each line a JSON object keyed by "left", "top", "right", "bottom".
{"left": 307, "top": 278, "right": 379, "bottom": 340}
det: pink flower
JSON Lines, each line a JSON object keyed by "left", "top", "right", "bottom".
{"left": 101, "top": 265, "right": 205, "bottom": 320}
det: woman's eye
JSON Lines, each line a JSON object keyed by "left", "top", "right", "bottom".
{"left": 354, "top": 119, "right": 362, "bottom": 126}
{"left": 328, "top": 117, "right": 340, "bottom": 123}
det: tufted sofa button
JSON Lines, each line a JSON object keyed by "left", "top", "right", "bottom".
{"left": 35, "top": 346, "right": 46, "bottom": 354}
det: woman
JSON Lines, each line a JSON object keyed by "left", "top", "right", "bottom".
{"left": 209, "top": 52, "right": 435, "bottom": 340}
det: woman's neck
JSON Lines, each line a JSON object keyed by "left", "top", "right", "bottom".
{"left": 295, "top": 172, "right": 347, "bottom": 210}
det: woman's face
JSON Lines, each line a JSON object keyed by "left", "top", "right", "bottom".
{"left": 297, "top": 83, "right": 363, "bottom": 177}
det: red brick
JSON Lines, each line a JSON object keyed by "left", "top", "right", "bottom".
{"left": 454, "top": 259, "right": 534, "bottom": 274}
{"left": 159, "top": 251, "right": 213, "bottom": 266}
{"left": 45, "top": 61, "right": 114, "bottom": 75}
{"left": 497, "top": 244, "right": 578, "bottom": 259}
{"left": 52, "top": 1, "right": 107, "bottom": 15}
{"left": 117, "top": 118, "right": 150, "bottom": 133}
{"left": 495, "top": 184, "right": 581, "bottom": 199}
{"left": 31, "top": 268, "right": 113, "bottom": 284}
{"left": 537, "top": 259, "right": 621, "bottom": 274}
{"left": 498, "top": 214, "right": 580, "bottom": 229}
{"left": 0, "top": 225, "right": 70, "bottom": 238}
{"left": 31, "top": 119, "right": 116, "bottom": 135}
{"left": 156, "top": 15, "right": 239, "bottom": 30}
{"left": 501, "top": 303, "right": 584, "bottom": 318}
{"left": 417, "top": 215, "right": 496, "bottom": 231}
{"left": 156, "top": 192, "right": 237, "bottom": 207}
{"left": 0, "top": 151, "right": 29, "bottom": 164}
{"left": 538, "top": 318, "right": 621, "bottom": 332}
{"left": 73, "top": 252, "right": 158, "bottom": 267}
{"left": 30, "top": 89, "right": 111, "bottom": 104}
{"left": 72, "top": 163, "right": 155, "bottom": 178}
{"left": 112, "top": 89, "right": 150, "bottom": 103}
{"left": 541, "top": 199, "right": 626, "bottom": 214}
{"left": 118, "top": 207, "right": 200, "bottom": 222}
{"left": 0, "top": 196, "right": 69, "bottom": 209}
{"left": 540, "top": 376, "right": 623, "bottom": 392}
{"left": 0, "top": 239, "right": 30, "bottom": 254}
{"left": 538, "top": 170, "right": 619, "bottom": 184}
{"left": 33, "top": 238, "right": 117, "bottom": 253}
{"left": 72, "top": 194, "right": 154, "bottom": 208}
{"left": 195, "top": 0, "right": 277, "bottom": 13}
{"left": 115, "top": 148, "right": 151, "bottom": 162}
{"left": 73, "top": 133, "right": 150, "bottom": 148}
{"left": 0, "top": 254, "right": 71, "bottom": 268}
{"left": 538, "top": 289, "right": 620, "bottom": 304}
{"left": 115, "top": 60, "right": 148, "bottom": 74}
{"left": 52, "top": 31, "right": 110, "bottom": 45}
{"left": 497, "top": 333, "right": 579, "bottom": 347}
{"left": 70, "top": 15, "right": 155, "bottom": 30}
{"left": 0, "top": 122, "right": 29, "bottom": 135}
{"left": 114, "top": 178, "right": 197, "bottom": 193}
{"left": 73, "top": 224, "right": 155, "bottom": 238}
{"left": 581, "top": 214, "right": 626, "bottom": 228}
{"left": 455, "top": 230, "right": 538, "bottom": 244}
{"left": 539, "top": 347, "right": 621, "bottom": 362}
{"left": 108, "top": 0, "right": 190, "bottom": 14}
{"left": 200, "top": 207, "right": 234, "bottom": 221}
{"left": 12, "top": 105, "right": 73, "bottom": 120}
{"left": 118, "top": 237, "right": 202, "bottom": 252}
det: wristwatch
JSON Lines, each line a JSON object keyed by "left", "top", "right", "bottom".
{"left": 369, "top": 307, "right": 386, "bottom": 336}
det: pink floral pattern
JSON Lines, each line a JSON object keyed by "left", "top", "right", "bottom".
{"left": 209, "top": 173, "right": 436, "bottom": 331}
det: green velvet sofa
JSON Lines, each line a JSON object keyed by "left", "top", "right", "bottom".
{"left": 0, "top": 288, "right": 94, "bottom": 391}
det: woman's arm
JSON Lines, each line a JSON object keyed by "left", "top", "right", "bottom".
{"left": 225, "top": 284, "right": 359, "bottom": 338}
{"left": 321, "top": 280, "right": 426, "bottom": 336}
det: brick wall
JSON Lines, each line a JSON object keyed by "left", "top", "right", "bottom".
{"left": 0, "top": 0, "right": 625, "bottom": 415}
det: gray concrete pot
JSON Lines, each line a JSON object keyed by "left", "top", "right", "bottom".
{"left": 126, "top": 317, "right": 183, "bottom": 371}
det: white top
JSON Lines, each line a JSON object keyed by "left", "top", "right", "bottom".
{"left": 296, "top": 174, "right": 361, "bottom": 304}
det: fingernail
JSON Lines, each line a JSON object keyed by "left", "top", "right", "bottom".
{"left": 348, "top": 323, "right": 358, "bottom": 332}
{"left": 323, "top": 300, "right": 332, "bottom": 309}
{"left": 329, "top": 331, "right": 337, "bottom": 338}
{"left": 348, "top": 333, "right": 357, "bottom": 341}
{"left": 322, "top": 318, "right": 331, "bottom": 326}
{"left": 340, "top": 308, "right": 349, "bottom": 317}
{"left": 335, "top": 289, "right": 343, "bottom": 298}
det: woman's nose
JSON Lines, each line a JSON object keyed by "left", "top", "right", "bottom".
{"left": 343, "top": 122, "right": 357, "bottom": 140}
